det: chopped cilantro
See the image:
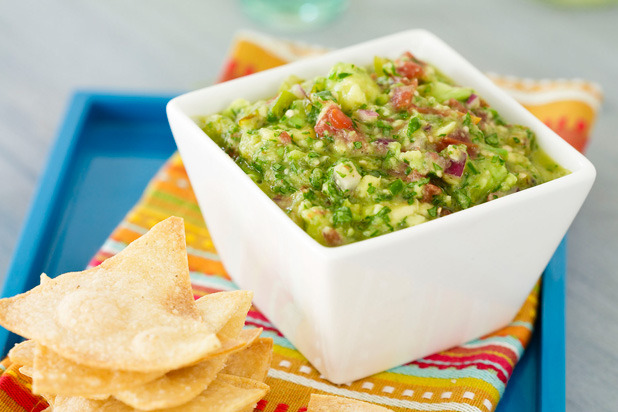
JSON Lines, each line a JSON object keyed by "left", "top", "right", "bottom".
{"left": 266, "top": 112, "right": 278, "bottom": 123}
{"left": 310, "top": 168, "right": 323, "bottom": 189}
{"left": 485, "top": 133, "right": 499, "bottom": 146}
{"left": 389, "top": 179, "right": 404, "bottom": 195}
{"left": 377, "top": 120, "right": 392, "bottom": 136}
{"left": 307, "top": 104, "right": 321, "bottom": 124}
{"left": 489, "top": 108, "right": 506, "bottom": 126}
{"left": 375, "top": 193, "right": 393, "bottom": 202}
{"left": 407, "top": 117, "right": 421, "bottom": 137}
{"left": 463, "top": 113, "right": 472, "bottom": 127}
{"left": 403, "top": 189, "right": 417, "bottom": 202}
{"left": 397, "top": 111, "right": 411, "bottom": 120}
{"left": 377, "top": 120, "right": 393, "bottom": 130}
{"left": 303, "top": 190, "right": 316, "bottom": 201}
{"left": 315, "top": 90, "right": 335, "bottom": 101}
{"left": 333, "top": 206, "right": 352, "bottom": 225}
{"left": 454, "top": 190, "right": 471, "bottom": 209}
{"left": 466, "top": 162, "right": 479, "bottom": 175}
{"left": 375, "top": 206, "right": 391, "bottom": 221}
{"left": 251, "top": 161, "right": 264, "bottom": 175}
{"left": 416, "top": 177, "right": 431, "bottom": 186}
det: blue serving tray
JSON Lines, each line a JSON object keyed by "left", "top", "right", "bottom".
{"left": 0, "top": 92, "right": 565, "bottom": 411}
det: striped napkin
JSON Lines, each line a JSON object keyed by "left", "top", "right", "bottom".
{"left": 0, "top": 31, "right": 601, "bottom": 412}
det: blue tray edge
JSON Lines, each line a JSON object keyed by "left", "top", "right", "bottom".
{"left": 0, "top": 92, "right": 93, "bottom": 351}
{"left": 540, "top": 237, "right": 567, "bottom": 411}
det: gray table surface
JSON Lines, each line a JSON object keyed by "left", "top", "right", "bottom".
{"left": 1, "top": 1, "right": 617, "bottom": 410}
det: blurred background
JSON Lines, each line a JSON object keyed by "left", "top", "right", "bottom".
{"left": 1, "top": 1, "right": 617, "bottom": 410}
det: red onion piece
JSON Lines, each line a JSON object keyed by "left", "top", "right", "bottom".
{"left": 290, "top": 83, "right": 308, "bottom": 99}
{"left": 466, "top": 94, "right": 480, "bottom": 109}
{"left": 445, "top": 154, "right": 467, "bottom": 177}
{"left": 356, "top": 109, "right": 379, "bottom": 122}
{"left": 375, "top": 138, "right": 396, "bottom": 145}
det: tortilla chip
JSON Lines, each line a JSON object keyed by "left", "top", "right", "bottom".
{"left": 84, "top": 394, "right": 110, "bottom": 401}
{"left": 53, "top": 374, "right": 269, "bottom": 412}
{"left": 0, "top": 217, "right": 220, "bottom": 371}
{"left": 8, "top": 340, "right": 35, "bottom": 367}
{"left": 112, "top": 328, "right": 262, "bottom": 410}
{"left": 50, "top": 396, "right": 103, "bottom": 412}
{"left": 221, "top": 337, "right": 273, "bottom": 382}
{"left": 32, "top": 343, "right": 166, "bottom": 397}
{"left": 112, "top": 355, "right": 226, "bottom": 410}
{"left": 196, "top": 290, "right": 254, "bottom": 339}
{"left": 307, "top": 394, "right": 394, "bottom": 411}
{"left": 19, "top": 365, "right": 33, "bottom": 378}
{"left": 41, "top": 393, "right": 55, "bottom": 406}
{"left": 209, "top": 374, "right": 269, "bottom": 409}
{"left": 197, "top": 327, "right": 263, "bottom": 362}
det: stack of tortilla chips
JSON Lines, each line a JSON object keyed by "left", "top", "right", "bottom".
{"left": 0, "top": 217, "right": 273, "bottom": 411}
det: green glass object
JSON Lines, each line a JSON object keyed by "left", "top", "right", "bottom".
{"left": 240, "top": 0, "right": 348, "bottom": 32}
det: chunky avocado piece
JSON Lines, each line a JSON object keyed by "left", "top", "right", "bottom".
{"left": 268, "top": 90, "right": 297, "bottom": 120}
{"left": 419, "top": 81, "right": 473, "bottom": 102}
{"left": 325, "top": 63, "right": 381, "bottom": 113}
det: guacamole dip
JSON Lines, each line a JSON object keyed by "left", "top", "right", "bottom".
{"left": 196, "top": 52, "right": 568, "bottom": 246}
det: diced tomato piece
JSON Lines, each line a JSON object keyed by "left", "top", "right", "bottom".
{"left": 404, "top": 169, "right": 425, "bottom": 183}
{"left": 410, "top": 103, "right": 444, "bottom": 116}
{"left": 391, "top": 85, "right": 415, "bottom": 110}
{"left": 278, "top": 131, "right": 291, "bottom": 145}
{"left": 395, "top": 53, "right": 424, "bottom": 79}
{"left": 322, "top": 227, "right": 343, "bottom": 246}
{"left": 314, "top": 121, "right": 329, "bottom": 137}
{"left": 396, "top": 61, "right": 423, "bottom": 79}
{"left": 272, "top": 195, "right": 292, "bottom": 209}
{"left": 435, "top": 131, "right": 478, "bottom": 157}
{"left": 422, "top": 183, "right": 442, "bottom": 202}
{"left": 314, "top": 104, "right": 354, "bottom": 137}
{"left": 328, "top": 105, "right": 354, "bottom": 129}
{"left": 446, "top": 98, "right": 467, "bottom": 113}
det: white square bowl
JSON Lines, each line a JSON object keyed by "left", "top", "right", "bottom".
{"left": 167, "top": 30, "right": 595, "bottom": 384}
